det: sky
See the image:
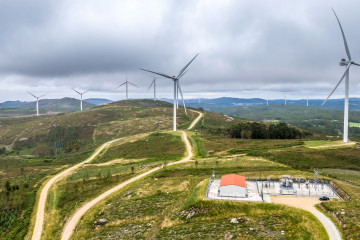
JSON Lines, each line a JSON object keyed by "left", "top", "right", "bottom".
{"left": 1, "top": 0, "right": 360, "bottom": 102}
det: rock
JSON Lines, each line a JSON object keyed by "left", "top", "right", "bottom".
{"left": 230, "top": 218, "right": 239, "bottom": 224}
{"left": 147, "top": 222, "right": 152, "bottom": 227}
{"left": 341, "top": 211, "right": 345, "bottom": 215}
{"left": 98, "top": 218, "right": 108, "bottom": 224}
{"left": 224, "top": 233, "right": 233, "bottom": 239}
{"left": 186, "top": 212, "right": 195, "bottom": 219}
{"left": 249, "top": 227, "right": 254, "bottom": 231}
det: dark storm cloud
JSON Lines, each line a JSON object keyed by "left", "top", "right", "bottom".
{"left": 1, "top": 0, "right": 360, "bottom": 101}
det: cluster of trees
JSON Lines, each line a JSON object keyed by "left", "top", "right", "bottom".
{"left": 48, "top": 126, "right": 80, "bottom": 153}
{"left": 0, "top": 147, "right": 6, "bottom": 155}
{"left": 227, "top": 122, "right": 307, "bottom": 139}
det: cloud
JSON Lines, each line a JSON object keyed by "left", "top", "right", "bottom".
{"left": 1, "top": 0, "right": 360, "bottom": 102}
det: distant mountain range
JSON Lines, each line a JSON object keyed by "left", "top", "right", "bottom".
{"left": 0, "top": 97, "right": 113, "bottom": 109}
{"left": 173, "top": 97, "right": 360, "bottom": 111}
{"left": 0, "top": 97, "right": 103, "bottom": 117}
{"left": 1, "top": 97, "right": 359, "bottom": 118}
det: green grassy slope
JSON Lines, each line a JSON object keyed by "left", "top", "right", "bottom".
{"left": 0, "top": 99, "right": 196, "bottom": 240}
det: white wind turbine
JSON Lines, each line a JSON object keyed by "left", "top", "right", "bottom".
{"left": 140, "top": 53, "right": 199, "bottom": 131}
{"left": 284, "top": 96, "right": 287, "bottom": 106}
{"left": 322, "top": 9, "right": 360, "bottom": 143}
{"left": 116, "top": 76, "right": 139, "bottom": 100}
{"left": 147, "top": 77, "right": 157, "bottom": 101}
{"left": 28, "top": 92, "right": 46, "bottom": 116}
{"left": 72, "top": 88, "right": 90, "bottom": 111}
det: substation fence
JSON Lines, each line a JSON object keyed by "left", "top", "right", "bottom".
{"left": 256, "top": 179, "right": 339, "bottom": 198}
{"left": 204, "top": 175, "right": 214, "bottom": 199}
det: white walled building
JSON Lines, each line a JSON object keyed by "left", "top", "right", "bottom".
{"left": 219, "top": 174, "right": 248, "bottom": 198}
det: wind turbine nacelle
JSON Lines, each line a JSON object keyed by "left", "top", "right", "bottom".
{"left": 339, "top": 58, "right": 348, "bottom": 66}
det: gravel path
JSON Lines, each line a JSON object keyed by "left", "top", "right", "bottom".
{"left": 31, "top": 138, "right": 122, "bottom": 240}
{"left": 271, "top": 196, "right": 342, "bottom": 240}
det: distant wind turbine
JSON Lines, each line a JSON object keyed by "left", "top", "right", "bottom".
{"left": 266, "top": 98, "right": 269, "bottom": 106}
{"left": 307, "top": 97, "right": 309, "bottom": 107}
{"left": 140, "top": 53, "right": 199, "bottom": 131}
{"left": 116, "top": 76, "right": 139, "bottom": 100}
{"left": 147, "top": 77, "right": 157, "bottom": 101}
{"left": 28, "top": 92, "right": 46, "bottom": 116}
{"left": 322, "top": 9, "right": 360, "bottom": 143}
{"left": 72, "top": 88, "right": 90, "bottom": 111}
{"left": 285, "top": 96, "right": 287, "bottom": 106}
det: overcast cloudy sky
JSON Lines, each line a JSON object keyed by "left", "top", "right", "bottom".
{"left": 1, "top": 0, "right": 360, "bottom": 102}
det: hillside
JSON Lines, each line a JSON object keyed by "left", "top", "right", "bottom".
{"left": 192, "top": 104, "right": 360, "bottom": 140}
{"left": 1, "top": 99, "right": 359, "bottom": 239}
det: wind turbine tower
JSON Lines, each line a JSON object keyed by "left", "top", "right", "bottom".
{"left": 28, "top": 92, "right": 46, "bottom": 116}
{"left": 285, "top": 96, "right": 287, "bottom": 106}
{"left": 140, "top": 53, "right": 199, "bottom": 131}
{"left": 72, "top": 88, "right": 90, "bottom": 111}
{"left": 322, "top": 9, "right": 360, "bottom": 143}
{"left": 307, "top": 97, "right": 309, "bottom": 107}
{"left": 116, "top": 77, "right": 139, "bottom": 100}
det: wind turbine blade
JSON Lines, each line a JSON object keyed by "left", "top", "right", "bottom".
{"left": 177, "top": 53, "right": 199, "bottom": 79}
{"left": 116, "top": 82, "right": 126, "bottom": 89}
{"left": 128, "top": 82, "right": 139, "bottom": 88}
{"left": 139, "top": 68, "right": 174, "bottom": 80}
{"left": 352, "top": 62, "right": 360, "bottom": 67}
{"left": 71, "top": 88, "right": 81, "bottom": 95}
{"left": 83, "top": 89, "right": 91, "bottom": 94}
{"left": 39, "top": 94, "right": 46, "bottom": 98}
{"left": 322, "top": 63, "right": 351, "bottom": 105}
{"left": 177, "top": 81, "right": 187, "bottom": 115}
{"left": 332, "top": 9, "right": 352, "bottom": 60}
{"left": 147, "top": 80, "right": 154, "bottom": 92}
{"left": 27, "top": 91, "right": 37, "bottom": 98}
{"left": 178, "top": 69, "right": 189, "bottom": 80}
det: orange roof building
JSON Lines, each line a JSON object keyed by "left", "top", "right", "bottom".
{"left": 219, "top": 174, "right": 248, "bottom": 198}
{"left": 220, "top": 174, "right": 246, "bottom": 188}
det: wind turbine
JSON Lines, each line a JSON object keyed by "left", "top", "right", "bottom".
{"left": 284, "top": 96, "right": 287, "bottom": 106}
{"left": 266, "top": 98, "right": 269, "bottom": 106}
{"left": 147, "top": 77, "right": 157, "bottom": 101}
{"left": 306, "top": 97, "right": 309, "bottom": 107}
{"left": 72, "top": 88, "right": 90, "bottom": 111}
{"left": 28, "top": 92, "right": 46, "bottom": 116}
{"left": 116, "top": 76, "right": 139, "bottom": 100}
{"left": 322, "top": 9, "right": 360, "bottom": 143}
{"left": 140, "top": 53, "right": 199, "bottom": 131}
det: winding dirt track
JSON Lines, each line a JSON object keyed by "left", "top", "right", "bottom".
{"left": 271, "top": 196, "right": 342, "bottom": 240}
{"left": 60, "top": 110, "right": 202, "bottom": 240}
{"left": 31, "top": 138, "right": 122, "bottom": 240}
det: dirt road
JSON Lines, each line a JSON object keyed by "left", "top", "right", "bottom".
{"left": 271, "top": 196, "right": 342, "bottom": 240}
{"left": 60, "top": 111, "right": 202, "bottom": 240}
{"left": 187, "top": 110, "right": 203, "bottom": 130}
{"left": 30, "top": 138, "right": 121, "bottom": 240}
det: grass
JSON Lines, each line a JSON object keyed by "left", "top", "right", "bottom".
{"left": 251, "top": 146, "right": 360, "bottom": 171}
{"left": 303, "top": 140, "right": 342, "bottom": 147}
{"left": 72, "top": 153, "right": 328, "bottom": 239}
{"left": 93, "top": 132, "right": 185, "bottom": 164}
{"left": 0, "top": 100, "right": 200, "bottom": 239}
{"left": 349, "top": 122, "right": 360, "bottom": 127}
